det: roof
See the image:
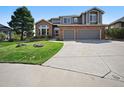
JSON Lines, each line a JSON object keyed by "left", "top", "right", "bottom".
{"left": 50, "top": 7, "right": 104, "bottom": 19}
{"left": 85, "top": 7, "right": 105, "bottom": 14}
{"left": 0, "top": 24, "right": 11, "bottom": 32}
{"left": 110, "top": 16, "right": 124, "bottom": 25}
{"left": 50, "top": 18, "right": 60, "bottom": 20}
{"left": 35, "top": 19, "right": 53, "bottom": 25}
{"left": 53, "top": 23, "right": 108, "bottom": 26}
{"left": 59, "top": 15, "right": 79, "bottom": 18}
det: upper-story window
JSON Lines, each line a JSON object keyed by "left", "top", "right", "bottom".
{"left": 90, "top": 13, "right": 97, "bottom": 24}
{"left": 74, "top": 18, "right": 78, "bottom": 23}
{"left": 52, "top": 19, "right": 60, "bottom": 24}
{"left": 63, "top": 17, "right": 71, "bottom": 24}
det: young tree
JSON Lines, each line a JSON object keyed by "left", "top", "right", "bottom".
{"left": 8, "top": 6, "right": 34, "bottom": 40}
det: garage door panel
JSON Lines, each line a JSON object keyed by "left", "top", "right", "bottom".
{"left": 64, "top": 30, "right": 74, "bottom": 40}
{"left": 77, "top": 30, "right": 100, "bottom": 39}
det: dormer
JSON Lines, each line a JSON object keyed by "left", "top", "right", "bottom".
{"left": 81, "top": 7, "right": 104, "bottom": 25}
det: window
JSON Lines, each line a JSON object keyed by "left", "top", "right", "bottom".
{"left": 90, "top": 14, "right": 97, "bottom": 24}
{"left": 42, "top": 29, "right": 46, "bottom": 35}
{"left": 74, "top": 18, "right": 78, "bottom": 23}
{"left": 63, "top": 18, "right": 71, "bottom": 24}
{"left": 41, "top": 25, "right": 48, "bottom": 29}
{"left": 42, "top": 25, "right": 47, "bottom": 27}
{"left": 39, "top": 25, "right": 49, "bottom": 36}
{"left": 52, "top": 19, "right": 60, "bottom": 24}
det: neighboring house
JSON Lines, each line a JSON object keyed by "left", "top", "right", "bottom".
{"left": 109, "top": 16, "right": 124, "bottom": 29}
{"left": 0, "top": 24, "right": 11, "bottom": 40}
{"left": 35, "top": 7, "right": 107, "bottom": 40}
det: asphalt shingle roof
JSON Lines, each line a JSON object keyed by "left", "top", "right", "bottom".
{"left": 0, "top": 24, "right": 11, "bottom": 32}
{"left": 110, "top": 16, "right": 124, "bottom": 25}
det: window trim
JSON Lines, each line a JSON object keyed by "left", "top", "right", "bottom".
{"left": 89, "top": 13, "right": 97, "bottom": 24}
{"left": 39, "top": 25, "right": 49, "bottom": 36}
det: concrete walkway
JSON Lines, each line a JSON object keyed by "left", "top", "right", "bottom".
{"left": 43, "top": 40, "right": 124, "bottom": 82}
{"left": 0, "top": 63, "right": 124, "bottom": 86}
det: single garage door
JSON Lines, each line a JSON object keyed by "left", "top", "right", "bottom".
{"left": 77, "top": 30, "right": 100, "bottom": 40}
{"left": 64, "top": 30, "right": 74, "bottom": 40}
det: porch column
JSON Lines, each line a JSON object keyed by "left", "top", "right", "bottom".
{"left": 45, "top": 28, "right": 47, "bottom": 36}
{"left": 97, "top": 12, "right": 100, "bottom": 24}
{"left": 88, "top": 13, "right": 90, "bottom": 24}
{"left": 39, "top": 26, "right": 42, "bottom": 36}
{"left": 45, "top": 25, "right": 47, "bottom": 36}
{"left": 86, "top": 13, "right": 87, "bottom": 24}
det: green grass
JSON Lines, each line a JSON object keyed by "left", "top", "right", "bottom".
{"left": 0, "top": 41, "right": 17, "bottom": 47}
{"left": 0, "top": 41, "right": 63, "bottom": 65}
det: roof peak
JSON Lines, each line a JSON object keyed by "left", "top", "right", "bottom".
{"left": 85, "top": 7, "right": 105, "bottom": 14}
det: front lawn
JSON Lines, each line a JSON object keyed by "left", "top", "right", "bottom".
{"left": 0, "top": 41, "right": 17, "bottom": 47}
{"left": 0, "top": 41, "right": 63, "bottom": 65}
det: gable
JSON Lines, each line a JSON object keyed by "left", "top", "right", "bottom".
{"left": 36, "top": 19, "right": 53, "bottom": 25}
{"left": 85, "top": 7, "right": 104, "bottom": 14}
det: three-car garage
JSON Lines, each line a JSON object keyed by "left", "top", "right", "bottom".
{"left": 63, "top": 29, "right": 101, "bottom": 40}
{"left": 59, "top": 25, "right": 105, "bottom": 40}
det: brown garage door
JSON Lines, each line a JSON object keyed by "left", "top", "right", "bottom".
{"left": 64, "top": 30, "right": 74, "bottom": 40}
{"left": 77, "top": 30, "right": 100, "bottom": 40}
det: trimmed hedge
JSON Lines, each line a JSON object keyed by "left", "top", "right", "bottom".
{"left": 106, "top": 28, "right": 124, "bottom": 39}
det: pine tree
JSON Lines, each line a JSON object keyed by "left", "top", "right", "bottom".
{"left": 8, "top": 6, "right": 34, "bottom": 40}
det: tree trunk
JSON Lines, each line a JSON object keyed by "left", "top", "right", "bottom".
{"left": 20, "top": 31, "right": 24, "bottom": 41}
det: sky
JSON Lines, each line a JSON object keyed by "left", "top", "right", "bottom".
{"left": 0, "top": 6, "right": 124, "bottom": 26}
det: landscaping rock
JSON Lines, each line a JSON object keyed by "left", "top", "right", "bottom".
{"left": 33, "top": 44, "right": 44, "bottom": 47}
{"left": 16, "top": 43, "right": 27, "bottom": 48}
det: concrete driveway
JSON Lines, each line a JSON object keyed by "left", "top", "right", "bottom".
{"left": 0, "top": 40, "right": 124, "bottom": 86}
{"left": 43, "top": 40, "right": 124, "bottom": 82}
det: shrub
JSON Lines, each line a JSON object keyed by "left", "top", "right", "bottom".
{"left": 106, "top": 28, "right": 124, "bottom": 39}
{"left": 31, "top": 35, "right": 52, "bottom": 41}
{"left": 0, "top": 33, "right": 6, "bottom": 41}
{"left": 25, "top": 31, "right": 34, "bottom": 41}
{"left": 12, "top": 33, "right": 20, "bottom": 41}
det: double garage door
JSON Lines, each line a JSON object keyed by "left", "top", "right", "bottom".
{"left": 64, "top": 30, "right": 100, "bottom": 40}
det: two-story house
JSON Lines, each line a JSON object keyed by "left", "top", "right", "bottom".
{"left": 35, "top": 7, "right": 107, "bottom": 40}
